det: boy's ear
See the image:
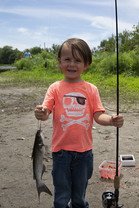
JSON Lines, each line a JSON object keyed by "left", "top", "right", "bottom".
{"left": 58, "top": 58, "right": 61, "bottom": 67}
{"left": 58, "top": 58, "right": 61, "bottom": 63}
{"left": 84, "top": 63, "right": 90, "bottom": 71}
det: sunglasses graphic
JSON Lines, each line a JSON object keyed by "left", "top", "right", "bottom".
{"left": 64, "top": 95, "right": 86, "bottom": 105}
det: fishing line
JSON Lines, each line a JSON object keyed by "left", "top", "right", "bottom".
{"left": 38, "top": 120, "right": 42, "bottom": 130}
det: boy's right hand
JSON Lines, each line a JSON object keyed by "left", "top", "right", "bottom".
{"left": 34, "top": 105, "right": 50, "bottom": 121}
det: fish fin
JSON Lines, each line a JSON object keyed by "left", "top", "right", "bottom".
{"left": 37, "top": 181, "right": 52, "bottom": 200}
{"left": 44, "top": 145, "right": 49, "bottom": 153}
{"left": 43, "top": 156, "right": 49, "bottom": 162}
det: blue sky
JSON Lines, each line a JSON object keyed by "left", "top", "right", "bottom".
{"left": 0, "top": 0, "right": 138, "bottom": 51}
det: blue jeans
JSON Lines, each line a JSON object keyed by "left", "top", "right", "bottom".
{"left": 52, "top": 150, "right": 93, "bottom": 208}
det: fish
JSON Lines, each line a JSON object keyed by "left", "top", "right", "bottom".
{"left": 32, "top": 129, "right": 52, "bottom": 201}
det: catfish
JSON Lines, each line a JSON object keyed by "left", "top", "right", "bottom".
{"left": 32, "top": 130, "right": 52, "bottom": 201}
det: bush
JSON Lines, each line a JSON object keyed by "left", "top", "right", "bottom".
{"left": 129, "top": 47, "right": 139, "bottom": 76}
{"left": 93, "top": 53, "right": 116, "bottom": 75}
{"left": 91, "top": 49, "right": 139, "bottom": 76}
{"left": 15, "top": 58, "right": 32, "bottom": 70}
{"left": 15, "top": 47, "right": 138, "bottom": 77}
{"left": 14, "top": 52, "right": 59, "bottom": 72}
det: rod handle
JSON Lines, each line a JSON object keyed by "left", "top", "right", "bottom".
{"left": 114, "top": 175, "right": 120, "bottom": 189}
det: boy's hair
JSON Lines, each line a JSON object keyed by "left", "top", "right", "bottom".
{"left": 58, "top": 38, "right": 92, "bottom": 66}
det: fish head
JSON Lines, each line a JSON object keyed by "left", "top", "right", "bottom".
{"left": 36, "top": 130, "right": 45, "bottom": 147}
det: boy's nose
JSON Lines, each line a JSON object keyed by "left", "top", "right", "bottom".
{"left": 69, "top": 60, "right": 75, "bottom": 65}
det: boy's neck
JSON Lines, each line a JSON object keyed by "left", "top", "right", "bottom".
{"left": 63, "top": 77, "right": 83, "bottom": 83}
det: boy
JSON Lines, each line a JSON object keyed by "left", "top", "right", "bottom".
{"left": 34, "top": 38, "right": 124, "bottom": 208}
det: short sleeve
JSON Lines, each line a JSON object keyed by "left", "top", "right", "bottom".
{"left": 94, "top": 87, "right": 105, "bottom": 113}
{"left": 42, "top": 84, "right": 55, "bottom": 112}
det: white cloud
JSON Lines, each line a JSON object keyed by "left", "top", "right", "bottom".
{"left": 91, "top": 16, "right": 114, "bottom": 30}
{"left": 77, "top": 0, "right": 139, "bottom": 9}
{"left": 91, "top": 16, "right": 134, "bottom": 33}
{"left": 119, "top": 22, "right": 135, "bottom": 32}
{"left": 75, "top": 0, "right": 113, "bottom": 7}
{"left": 70, "top": 32, "right": 95, "bottom": 43}
{"left": 119, "top": 0, "right": 139, "bottom": 8}
{"left": 0, "top": 7, "right": 106, "bottom": 23}
{"left": 17, "top": 27, "right": 28, "bottom": 33}
{"left": 0, "top": 7, "right": 50, "bottom": 18}
{"left": 69, "top": 32, "right": 106, "bottom": 49}
{"left": 0, "top": 6, "right": 137, "bottom": 32}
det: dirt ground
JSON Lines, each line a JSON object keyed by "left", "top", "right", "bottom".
{"left": 0, "top": 86, "right": 139, "bottom": 208}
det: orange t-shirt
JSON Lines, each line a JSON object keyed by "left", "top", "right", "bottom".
{"left": 42, "top": 80, "right": 105, "bottom": 152}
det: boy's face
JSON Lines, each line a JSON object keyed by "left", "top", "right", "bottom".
{"left": 58, "top": 44, "right": 89, "bottom": 83}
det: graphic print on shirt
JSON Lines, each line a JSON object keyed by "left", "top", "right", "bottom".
{"left": 60, "top": 92, "right": 90, "bottom": 131}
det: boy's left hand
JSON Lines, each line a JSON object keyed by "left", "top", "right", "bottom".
{"left": 111, "top": 114, "right": 124, "bottom": 128}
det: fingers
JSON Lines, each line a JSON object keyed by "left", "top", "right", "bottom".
{"left": 34, "top": 105, "right": 48, "bottom": 121}
{"left": 112, "top": 114, "right": 124, "bottom": 128}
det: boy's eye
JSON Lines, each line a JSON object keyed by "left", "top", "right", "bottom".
{"left": 65, "top": 58, "right": 70, "bottom": 62}
{"left": 75, "top": 59, "right": 81, "bottom": 63}
{"left": 63, "top": 58, "right": 82, "bottom": 63}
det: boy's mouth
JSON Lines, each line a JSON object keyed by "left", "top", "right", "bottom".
{"left": 67, "top": 69, "right": 76, "bottom": 73}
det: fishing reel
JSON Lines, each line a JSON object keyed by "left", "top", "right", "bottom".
{"left": 102, "top": 191, "right": 123, "bottom": 208}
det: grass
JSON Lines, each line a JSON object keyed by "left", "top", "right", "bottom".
{"left": 0, "top": 68, "right": 139, "bottom": 111}
{"left": 82, "top": 72, "right": 139, "bottom": 111}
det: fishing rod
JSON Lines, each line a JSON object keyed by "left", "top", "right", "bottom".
{"left": 102, "top": 1, "right": 124, "bottom": 207}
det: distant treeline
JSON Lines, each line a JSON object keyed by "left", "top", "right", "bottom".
{"left": 0, "top": 46, "right": 23, "bottom": 64}
{"left": 0, "top": 24, "right": 138, "bottom": 76}
{"left": 92, "top": 24, "right": 139, "bottom": 54}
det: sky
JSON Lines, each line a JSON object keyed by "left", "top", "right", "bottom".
{"left": 0, "top": 0, "right": 138, "bottom": 51}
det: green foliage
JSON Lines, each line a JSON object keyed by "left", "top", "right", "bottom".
{"left": 14, "top": 23, "right": 138, "bottom": 76}
{"left": 14, "top": 51, "right": 59, "bottom": 73}
{"left": 15, "top": 57, "right": 32, "bottom": 70}
{"left": 119, "top": 24, "right": 139, "bottom": 52}
{"left": 0, "top": 46, "right": 23, "bottom": 64}
{"left": 41, "top": 50, "right": 48, "bottom": 59}
{"left": 51, "top": 44, "right": 60, "bottom": 54}
{"left": 91, "top": 53, "right": 116, "bottom": 75}
{"left": 128, "top": 46, "right": 139, "bottom": 75}
{"left": 97, "top": 23, "right": 139, "bottom": 54}
{"left": 89, "top": 45, "right": 139, "bottom": 76}
{"left": 30, "top": 47, "right": 42, "bottom": 55}
{"left": 103, "top": 35, "right": 115, "bottom": 52}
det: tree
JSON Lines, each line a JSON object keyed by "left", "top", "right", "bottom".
{"left": 119, "top": 30, "right": 131, "bottom": 52}
{"left": 0, "top": 46, "right": 14, "bottom": 64}
{"left": 96, "top": 24, "right": 138, "bottom": 53}
{"left": 0, "top": 46, "right": 23, "bottom": 64}
{"left": 118, "top": 24, "right": 139, "bottom": 52}
{"left": 105, "top": 35, "right": 115, "bottom": 52}
{"left": 51, "top": 44, "right": 60, "bottom": 54}
{"left": 97, "top": 35, "right": 115, "bottom": 53}
{"left": 100, "top": 40, "right": 107, "bottom": 48}
{"left": 30, "top": 47, "right": 42, "bottom": 55}
{"left": 130, "top": 24, "right": 139, "bottom": 50}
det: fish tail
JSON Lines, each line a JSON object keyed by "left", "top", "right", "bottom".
{"left": 37, "top": 181, "right": 52, "bottom": 200}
